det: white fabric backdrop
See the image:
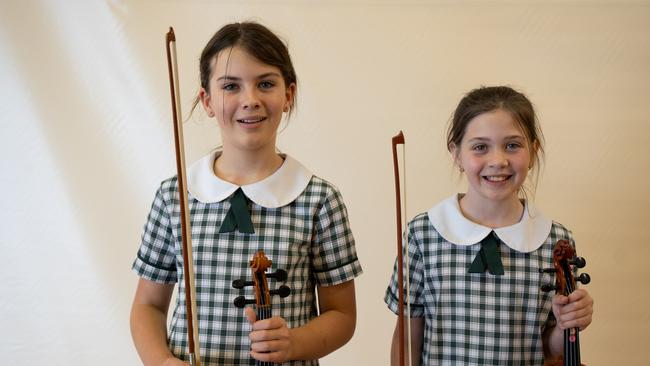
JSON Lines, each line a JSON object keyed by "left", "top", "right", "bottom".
{"left": 2, "top": 1, "right": 649, "bottom": 364}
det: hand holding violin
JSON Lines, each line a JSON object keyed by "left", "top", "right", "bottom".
{"left": 245, "top": 308, "right": 294, "bottom": 363}
{"left": 551, "top": 288, "right": 594, "bottom": 331}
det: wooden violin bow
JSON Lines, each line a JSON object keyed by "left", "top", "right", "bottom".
{"left": 165, "top": 27, "right": 201, "bottom": 366}
{"left": 392, "top": 131, "right": 412, "bottom": 366}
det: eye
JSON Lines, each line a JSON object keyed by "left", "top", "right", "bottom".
{"left": 471, "top": 144, "right": 487, "bottom": 152}
{"left": 505, "top": 142, "right": 522, "bottom": 151}
{"left": 259, "top": 80, "right": 275, "bottom": 89}
{"left": 222, "top": 83, "right": 239, "bottom": 91}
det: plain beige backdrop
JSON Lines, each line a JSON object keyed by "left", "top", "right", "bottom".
{"left": 2, "top": 0, "right": 649, "bottom": 365}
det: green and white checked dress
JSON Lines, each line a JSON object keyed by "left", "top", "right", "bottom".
{"left": 385, "top": 194, "right": 574, "bottom": 365}
{"left": 133, "top": 152, "right": 362, "bottom": 365}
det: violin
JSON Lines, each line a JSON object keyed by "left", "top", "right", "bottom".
{"left": 540, "top": 239, "right": 591, "bottom": 366}
{"left": 233, "top": 251, "right": 291, "bottom": 366}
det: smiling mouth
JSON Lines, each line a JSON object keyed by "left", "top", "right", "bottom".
{"left": 237, "top": 117, "right": 267, "bottom": 124}
{"left": 483, "top": 175, "right": 512, "bottom": 182}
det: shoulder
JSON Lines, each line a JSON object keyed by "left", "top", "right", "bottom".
{"left": 549, "top": 220, "right": 575, "bottom": 243}
{"left": 303, "top": 176, "right": 354, "bottom": 227}
{"left": 307, "top": 174, "right": 338, "bottom": 192}
{"left": 408, "top": 212, "right": 433, "bottom": 231}
{"left": 146, "top": 176, "right": 181, "bottom": 213}
{"left": 157, "top": 175, "right": 179, "bottom": 200}
{"left": 160, "top": 175, "right": 178, "bottom": 190}
{"left": 407, "top": 211, "right": 443, "bottom": 242}
{"left": 304, "top": 175, "right": 346, "bottom": 202}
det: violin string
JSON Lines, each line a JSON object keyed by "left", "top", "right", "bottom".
{"left": 563, "top": 258, "right": 581, "bottom": 366}
{"left": 257, "top": 306, "right": 272, "bottom": 366}
{"left": 566, "top": 329, "right": 568, "bottom": 366}
{"left": 563, "top": 263, "right": 570, "bottom": 366}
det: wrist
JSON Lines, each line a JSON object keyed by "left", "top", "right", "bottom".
{"left": 286, "top": 326, "right": 298, "bottom": 361}
{"left": 545, "top": 325, "right": 564, "bottom": 358}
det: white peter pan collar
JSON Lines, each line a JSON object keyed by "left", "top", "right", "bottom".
{"left": 187, "top": 151, "right": 313, "bottom": 208}
{"left": 427, "top": 194, "right": 552, "bottom": 253}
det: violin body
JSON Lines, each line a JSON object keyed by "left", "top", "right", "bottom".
{"left": 544, "top": 355, "right": 585, "bottom": 366}
{"left": 540, "top": 240, "right": 590, "bottom": 366}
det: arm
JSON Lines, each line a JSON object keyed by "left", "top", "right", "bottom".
{"left": 543, "top": 288, "right": 594, "bottom": 359}
{"left": 246, "top": 279, "right": 357, "bottom": 363}
{"left": 130, "top": 278, "right": 188, "bottom": 366}
{"left": 390, "top": 317, "right": 424, "bottom": 366}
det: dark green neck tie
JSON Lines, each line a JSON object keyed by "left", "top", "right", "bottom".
{"left": 468, "top": 231, "right": 504, "bottom": 275}
{"left": 218, "top": 188, "right": 255, "bottom": 234}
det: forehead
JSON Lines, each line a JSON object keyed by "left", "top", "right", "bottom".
{"left": 463, "top": 109, "right": 526, "bottom": 141}
{"left": 210, "top": 46, "right": 282, "bottom": 78}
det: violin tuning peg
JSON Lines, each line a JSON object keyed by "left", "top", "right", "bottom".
{"left": 570, "top": 257, "right": 586, "bottom": 268}
{"left": 577, "top": 273, "right": 591, "bottom": 285}
{"left": 541, "top": 284, "right": 557, "bottom": 292}
{"left": 233, "top": 296, "right": 256, "bottom": 308}
{"left": 539, "top": 268, "right": 556, "bottom": 274}
{"left": 267, "top": 269, "right": 288, "bottom": 282}
{"left": 270, "top": 285, "right": 291, "bottom": 298}
{"left": 232, "top": 279, "right": 254, "bottom": 289}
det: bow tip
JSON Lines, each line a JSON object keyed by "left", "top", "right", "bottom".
{"left": 392, "top": 131, "right": 405, "bottom": 144}
{"left": 166, "top": 27, "right": 176, "bottom": 42}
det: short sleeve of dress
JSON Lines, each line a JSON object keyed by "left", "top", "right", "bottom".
{"left": 132, "top": 182, "right": 178, "bottom": 283}
{"left": 384, "top": 219, "right": 426, "bottom": 318}
{"left": 311, "top": 184, "right": 363, "bottom": 286}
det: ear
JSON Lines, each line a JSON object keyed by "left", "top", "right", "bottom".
{"left": 284, "top": 83, "right": 297, "bottom": 113}
{"left": 530, "top": 139, "right": 541, "bottom": 168}
{"left": 450, "top": 143, "right": 465, "bottom": 172}
{"left": 199, "top": 88, "right": 215, "bottom": 117}
{"left": 449, "top": 142, "right": 460, "bottom": 165}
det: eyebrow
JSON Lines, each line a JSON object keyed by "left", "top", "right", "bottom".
{"left": 216, "top": 72, "right": 282, "bottom": 82}
{"left": 466, "top": 135, "right": 525, "bottom": 143}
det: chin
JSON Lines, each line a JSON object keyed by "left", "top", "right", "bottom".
{"left": 479, "top": 188, "right": 519, "bottom": 202}
{"left": 237, "top": 139, "right": 274, "bottom": 152}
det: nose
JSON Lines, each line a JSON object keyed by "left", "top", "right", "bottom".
{"left": 488, "top": 150, "right": 509, "bottom": 168}
{"left": 242, "top": 88, "right": 261, "bottom": 110}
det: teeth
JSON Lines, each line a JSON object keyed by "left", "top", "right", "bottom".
{"left": 238, "top": 117, "right": 265, "bottom": 124}
{"left": 485, "top": 176, "right": 508, "bottom": 182}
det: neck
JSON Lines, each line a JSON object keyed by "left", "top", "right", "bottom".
{"left": 214, "top": 144, "right": 283, "bottom": 186}
{"left": 459, "top": 193, "right": 524, "bottom": 228}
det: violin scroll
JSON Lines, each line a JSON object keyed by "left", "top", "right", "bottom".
{"left": 540, "top": 239, "right": 590, "bottom": 295}
{"left": 232, "top": 251, "right": 291, "bottom": 310}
